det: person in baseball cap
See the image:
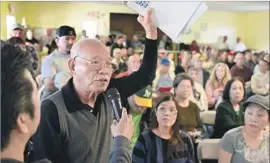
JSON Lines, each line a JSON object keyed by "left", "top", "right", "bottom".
{"left": 218, "top": 94, "right": 269, "bottom": 163}
{"left": 40, "top": 25, "right": 76, "bottom": 100}
{"left": 243, "top": 94, "right": 269, "bottom": 111}
{"left": 55, "top": 25, "right": 76, "bottom": 55}
{"left": 10, "top": 24, "right": 24, "bottom": 39}
{"left": 134, "top": 85, "right": 153, "bottom": 108}
{"left": 56, "top": 25, "right": 76, "bottom": 38}
{"left": 128, "top": 85, "right": 153, "bottom": 148}
{"left": 243, "top": 94, "right": 269, "bottom": 136}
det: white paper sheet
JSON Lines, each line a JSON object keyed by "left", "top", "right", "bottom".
{"left": 125, "top": 1, "right": 208, "bottom": 43}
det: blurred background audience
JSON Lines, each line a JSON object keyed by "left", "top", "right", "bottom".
{"left": 1, "top": 1, "right": 269, "bottom": 163}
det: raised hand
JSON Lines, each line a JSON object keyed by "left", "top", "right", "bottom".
{"left": 137, "top": 7, "right": 158, "bottom": 40}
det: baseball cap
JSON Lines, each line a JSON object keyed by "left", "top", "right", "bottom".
{"left": 12, "top": 24, "right": 24, "bottom": 31}
{"left": 56, "top": 25, "right": 76, "bottom": 37}
{"left": 134, "top": 85, "right": 153, "bottom": 108}
{"left": 160, "top": 58, "right": 171, "bottom": 66}
{"left": 243, "top": 95, "right": 269, "bottom": 111}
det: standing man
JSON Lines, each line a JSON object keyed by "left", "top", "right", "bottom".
{"left": 32, "top": 8, "right": 158, "bottom": 163}
{"left": 10, "top": 24, "right": 25, "bottom": 39}
{"left": 233, "top": 37, "right": 247, "bottom": 52}
{"left": 217, "top": 35, "right": 229, "bottom": 51}
{"left": 40, "top": 25, "right": 76, "bottom": 100}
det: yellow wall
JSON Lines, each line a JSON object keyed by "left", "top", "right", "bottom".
{"left": 15, "top": 2, "right": 135, "bottom": 35}
{"left": 0, "top": 1, "right": 23, "bottom": 39}
{"left": 1, "top": 1, "right": 11, "bottom": 39}
{"left": 182, "top": 11, "right": 243, "bottom": 44}
{"left": 1, "top": 2, "right": 269, "bottom": 50}
{"left": 243, "top": 11, "right": 269, "bottom": 51}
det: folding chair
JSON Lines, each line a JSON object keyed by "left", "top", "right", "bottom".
{"left": 197, "top": 139, "right": 220, "bottom": 163}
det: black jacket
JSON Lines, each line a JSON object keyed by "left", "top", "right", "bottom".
{"left": 212, "top": 100, "right": 244, "bottom": 138}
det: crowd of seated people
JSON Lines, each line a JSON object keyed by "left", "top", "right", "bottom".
{"left": 1, "top": 16, "right": 269, "bottom": 163}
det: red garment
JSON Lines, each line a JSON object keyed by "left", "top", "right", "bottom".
{"left": 158, "top": 87, "right": 172, "bottom": 93}
{"left": 112, "top": 71, "right": 129, "bottom": 78}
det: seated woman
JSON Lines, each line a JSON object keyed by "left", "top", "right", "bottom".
{"left": 219, "top": 95, "right": 269, "bottom": 163}
{"left": 187, "top": 67, "right": 208, "bottom": 112}
{"left": 205, "top": 62, "right": 231, "bottom": 109}
{"left": 132, "top": 95, "right": 195, "bottom": 163}
{"left": 173, "top": 73, "right": 204, "bottom": 140}
{"left": 212, "top": 77, "right": 245, "bottom": 138}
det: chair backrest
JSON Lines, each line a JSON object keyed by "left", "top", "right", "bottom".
{"left": 201, "top": 111, "right": 216, "bottom": 125}
{"left": 197, "top": 139, "right": 220, "bottom": 161}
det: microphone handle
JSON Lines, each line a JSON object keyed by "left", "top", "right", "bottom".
{"left": 110, "top": 99, "right": 122, "bottom": 121}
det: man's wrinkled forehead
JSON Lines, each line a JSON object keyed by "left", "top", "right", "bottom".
{"left": 72, "top": 40, "right": 110, "bottom": 57}
{"left": 75, "top": 49, "right": 111, "bottom": 61}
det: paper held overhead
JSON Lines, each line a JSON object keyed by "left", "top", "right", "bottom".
{"left": 124, "top": 1, "right": 208, "bottom": 43}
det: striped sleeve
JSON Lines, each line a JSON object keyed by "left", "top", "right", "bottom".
{"left": 132, "top": 134, "right": 147, "bottom": 163}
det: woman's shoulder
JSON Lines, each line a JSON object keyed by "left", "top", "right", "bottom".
{"left": 189, "top": 101, "right": 200, "bottom": 110}
{"left": 136, "top": 130, "right": 153, "bottom": 145}
{"left": 217, "top": 100, "right": 232, "bottom": 109}
{"left": 179, "top": 131, "right": 190, "bottom": 138}
{"left": 179, "top": 131, "right": 193, "bottom": 142}
{"left": 223, "top": 126, "right": 243, "bottom": 138}
{"left": 141, "top": 130, "right": 158, "bottom": 140}
{"left": 189, "top": 100, "right": 198, "bottom": 107}
{"left": 220, "top": 126, "right": 243, "bottom": 146}
{"left": 219, "top": 100, "right": 231, "bottom": 105}
{"left": 141, "top": 129, "right": 152, "bottom": 137}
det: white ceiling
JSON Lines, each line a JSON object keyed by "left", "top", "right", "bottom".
{"left": 101, "top": 1, "right": 269, "bottom": 12}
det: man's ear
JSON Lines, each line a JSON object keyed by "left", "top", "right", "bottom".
{"left": 68, "top": 59, "right": 76, "bottom": 76}
{"left": 55, "top": 37, "right": 59, "bottom": 45}
{"left": 16, "top": 113, "right": 30, "bottom": 134}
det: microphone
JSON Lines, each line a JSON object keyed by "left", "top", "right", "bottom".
{"left": 107, "top": 88, "right": 123, "bottom": 121}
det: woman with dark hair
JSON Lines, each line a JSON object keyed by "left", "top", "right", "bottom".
{"left": 6, "top": 37, "right": 26, "bottom": 49}
{"left": 6, "top": 37, "right": 39, "bottom": 75}
{"left": 132, "top": 95, "right": 195, "bottom": 163}
{"left": 173, "top": 73, "right": 204, "bottom": 139}
{"left": 212, "top": 77, "right": 246, "bottom": 138}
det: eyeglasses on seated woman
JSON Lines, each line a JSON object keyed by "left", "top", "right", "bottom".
{"left": 132, "top": 95, "right": 195, "bottom": 163}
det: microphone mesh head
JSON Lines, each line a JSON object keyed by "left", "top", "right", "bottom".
{"left": 107, "top": 88, "right": 120, "bottom": 99}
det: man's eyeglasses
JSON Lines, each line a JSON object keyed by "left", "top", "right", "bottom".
{"left": 74, "top": 55, "right": 116, "bottom": 72}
